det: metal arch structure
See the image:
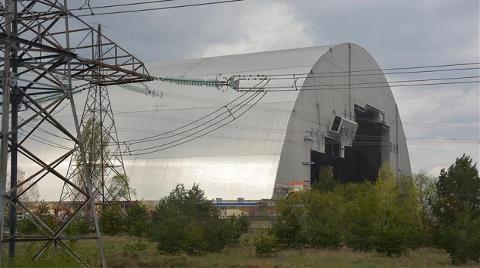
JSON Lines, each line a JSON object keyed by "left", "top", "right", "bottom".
{"left": 0, "top": 0, "right": 151, "bottom": 266}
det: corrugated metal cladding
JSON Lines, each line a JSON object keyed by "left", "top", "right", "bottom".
{"left": 117, "top": 43, "right": 411, "bottom": 201}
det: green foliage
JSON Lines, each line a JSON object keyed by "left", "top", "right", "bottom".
{"left": 437, "top": 205, "right": 480, "bottom": 265}
{"left": 254, "top": 234, "right": 278, "bottom": 257}
{"left": 434, "top": 154, "right": 480, "bottom": 226}
{"left": 433, "top": 155, "right": 480, "bottom": 265}
{"left": 17, "top": 201, "right": 56, "bottom": 235}
{"left": 65, "top": 216, "right": 90, "bottom": 236}
{"left": 100, "top": 205, "right": 125, "bottom": 235}
{"left": 37, "top": 201, "right": 56, "bottom": 230}
{"left": 412, "top": 170, "right": 438, "bottom": 244}
{"left": 77, "top": 117, "right": 110, "bottom": 167}
{"left": 75, "top": 120, "right": 133, "bottom": 202}
{"left": 272, "top": 165, "right": 423, "bottom": 256}
{"left": 413, "top": 170, "right": 437, "bottom": 220}
{"left": 17, "top": 215, "right": 37, "bottom": 234}
{"left": 341, "top": 182, "right": 378, "bottom": 251}
{"left": 125, "top": 202, "right": 149, "bottom": 250}
{"left": 312, "top": 166, "right": 337, "bottom": 192}
{"left": 347, "top": 166, "right": 422, "bottom": 255}
{"left": 272, "top": 194, "right": 307, "bottom": 248}
{"left": 273, "top": 188, "right": 345, "bottom": 250}
{"left": 214, "top": 216, "right": 250, "bottom": 247}
{"left": 110, "top": 174, "right": 134, "bottom": 200}
{"left": 303, "top": 190, "right": 343, "bottom": 249}
{"left": 150, "top": 184, "right": 248, "bottom": 255}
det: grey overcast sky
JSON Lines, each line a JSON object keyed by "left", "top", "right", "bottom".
{"left": 58, "top": 0, "right": 475, "bottom": 176}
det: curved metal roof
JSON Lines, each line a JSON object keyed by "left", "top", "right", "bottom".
{"left": 108, "top": 44, "right": 411, "bottom": 201}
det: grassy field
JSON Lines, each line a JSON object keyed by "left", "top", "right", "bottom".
{"left": 6, "top": 236, "right": 479, "bottom": 267}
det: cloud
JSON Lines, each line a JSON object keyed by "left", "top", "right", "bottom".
{"left": 23, "top": 1, "right": 480, "bottom": 200}
{"left": 201, "top": 1, "right": 315, "bottom": 57}
{"left": 394, "top": 85, "right": 479, "bottom": 174}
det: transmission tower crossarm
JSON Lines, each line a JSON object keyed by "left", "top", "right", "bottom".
{"left": 1, "top": 32, "right": 152, "bottom": 87}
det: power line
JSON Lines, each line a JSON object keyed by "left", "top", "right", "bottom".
{"left": 75, "top": 0, "right": 179, "bottom": 11}
{"left": 124, "top": 91, "right": 267, "bottom": 156}
{"left": 231, "top": 68, "right": 480, "bottom": 82}
{"left": 74, "top": 0, "right": 246, "bottom": 17}
{"left": 237, "top": 74, "right": 480, "bottom": 87}
{"left": 232, "top": 63, "right": 480, "bottom": 77}
{"left": 120, "top": 79, "right": 269, "bottom": 154}
{"left": 125, "top": 86, "right": 266, "bottom": 148}
{"left": 120, "top": 79, "right": 268, "bottom": 145}
{"left": 237, "top": 80, "right": 480, "bottom": 92}
{"left": 112, "top": 107, "right": 479, "bottom": 132}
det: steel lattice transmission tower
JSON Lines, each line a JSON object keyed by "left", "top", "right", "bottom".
{"left": 0, "top": 0, "right": 152, "bottom": 266}
{"left": 59, "top": 25, "right": 132, "bottom": 217}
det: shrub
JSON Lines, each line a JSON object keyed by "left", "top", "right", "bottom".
{"left": 438, "top": 207, "right": 480, "bottom": 265}
{"left": 37, "top": 201, "right": 56, "bottom": 230}
{"left": 341, "top": 166, "right": 422, "bottom": 255}
{"left": 273, "top": 189, "right": 344, "bottom": 250}
{"left": 412, "top": 171, "right": 438, "bottom": 223}
{"left": 433, "top": 155, "right": 480, "bottom": 226}
{"left": 100, "top": 205, "right": 125, "bottom": 235}
{"left": 126, "top": 203, "right": 149, "bottom": 236}
{"left": 272, "top": 194, "right": 307, "bottom": 248}
{"left": 17, "top": 215, "right": 37, "bottom": 234}
{"left": 433, "top": 155, "right": 480, "bottom": 265}
{"left": 341, "top": 182, "right": 377, "bottom": 251}
{"left": 150, "top": 184, "right": 248, "bottom": 254}
{"left": 303, "top": 190, "right": 343, "bottom": 249}
{"left": 254, "top": 234, "right": 278, "bottom": 257}
{"left": 270, "top": 166, "right": 425, "bottom": 256}
{"left": 65, "top": 216, "right": 90, "bottom": 236}
{"left": 312, "top": 166, "right": 337, "bottom": 192}
{"left": 18, "top": 201, "right": 56, "bottom": 234}
{"left": 214, "top": 216, "right": 250, "bottom": 247}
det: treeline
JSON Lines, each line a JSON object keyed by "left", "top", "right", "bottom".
{"left": 100, "top": 184, "right": 249, "bottom": 253}
{"left": 17, "top": 154, "right": 479, "bottom": 265}
{"left": 267, "top": 155, "right": 480, "bottom": 265}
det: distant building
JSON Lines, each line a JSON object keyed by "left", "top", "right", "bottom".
{"left": 126, "top": 43, "right": 411, "bottom": 200}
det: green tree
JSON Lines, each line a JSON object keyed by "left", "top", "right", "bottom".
{"left": 125, "top": 202, "right": 149, "bottom": 249}
{"left": 36, "top": 201, "right": 56, "bottom": 230}
{"left": 434, "top": 155, "right": 480, "bottom": 264}
{"left": 434, "top": 154, "right": 480, "bottom": 225}
{"left": 273, "top": 189, "right": 344, "bottom": 249}
{"left": 109, "top": 174, "right": 133, "bottom": 201}
{"left": 254, "top": 234, "right": 278, "bottom": 257}
{"left": 272, "top": 193, "right": 307, "bottom": 248}
{"left": 77, "top": 118, "right": 109, "bottom": 169}
{"left": 312, "top": 166, "right": 337, "bottom": 192}
{"left": 341, "top": 182, "right": 378, "bottom": 251}
{"left": 75, "top": 119, "right": 131, "bottom": 202}
{"left": 18, "top": 201, "right": 56, "bottom": 234}
{"left": 340, "top": 166, "right": 422, "bottom": 255}
{"left": 438, "top": 205, "right": 480, "bottom": 265}
{"left": 65, "top": 216, "right": 90, "bottom": 236}
{"left": 150, "top": 184, "right": 247, "bottom": 254}
{"left": 413, "top": 171, "right": 437, "bottom": 223}
{"left": 100, "top": 205, "right": 125, "bottom": 235}
{"left": 303, "top": 190, "right": 343, "bottom": 249}
{"left": 372, "top": 167, "right": 422, "bottom": 255}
